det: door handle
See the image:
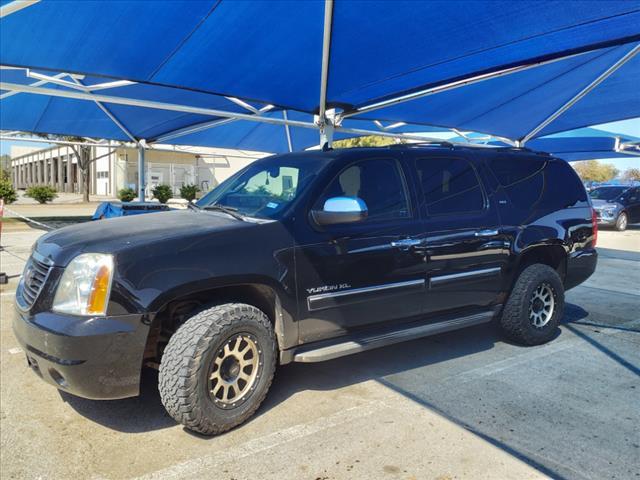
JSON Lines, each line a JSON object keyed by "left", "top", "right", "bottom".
{"left": 475, "top": 229, "right": 499, "bottom": 237}
{"left": 390, "top": 238, "right": 423, "bottom": 250}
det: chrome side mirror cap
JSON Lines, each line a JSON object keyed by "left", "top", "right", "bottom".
{"left": 311, "top": 196, "right": 368, "bottom": 225}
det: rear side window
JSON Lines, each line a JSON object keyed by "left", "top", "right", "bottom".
{"left": 488, "top": 156, "right": 544, "bottom": 186}
{"left": 540, "top": 160, "right": 587, "bottom": 209}
{"left": 488, "top": 155, "right": 545, "bottom": 209}
{"left": 415, "top": 157, "right": 485, "bottom": 215}
{"left": 314, "top": 158, "right": 410, "bottom": 222}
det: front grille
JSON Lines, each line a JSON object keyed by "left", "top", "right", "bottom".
{"left": 17, "top": 254, "right": 53, "bottom": 309}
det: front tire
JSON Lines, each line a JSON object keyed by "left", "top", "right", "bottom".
{"left": 500, "top": 264, "right": 564, "bottom": 346}
{"left": 615, "top": 212, "right": 628, "bottom": 231}
{"left": 159, "top": 303, "right": 277, "bottom": 436}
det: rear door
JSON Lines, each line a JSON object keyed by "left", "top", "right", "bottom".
{"left": 295, "top": 156, "right": 428, "bottom": 343}
{"left": 412, "top": 154, "right": 509, "bottom": 315}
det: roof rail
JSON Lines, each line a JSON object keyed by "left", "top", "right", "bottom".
{"left": 389, "top": 140, "right": 454, "bottom": 149}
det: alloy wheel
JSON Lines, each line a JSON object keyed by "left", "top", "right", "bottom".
{"left": 529, "top": 283, "right": 555, "bottom": 328}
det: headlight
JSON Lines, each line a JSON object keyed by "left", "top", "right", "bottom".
{"left": 53, "top": 253, "right": 114, "bottom": 316}
{"left": 603, "top": 207, "right": 617, "bottom": 217}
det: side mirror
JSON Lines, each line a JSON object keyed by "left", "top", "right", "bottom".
{"left": 311, "top": 196, "right": 368, "bottom": 225}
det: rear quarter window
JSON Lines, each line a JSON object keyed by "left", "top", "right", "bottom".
{"left": 488, "top": 155, "right": 587, "bottom": 211}
{"left": 540, "top": 160, "right": 588, "bottom": 209}
{"left": 488, "top": 155, "right": 545, "bottom": 209}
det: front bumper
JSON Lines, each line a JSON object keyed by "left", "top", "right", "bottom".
{"left": 12, "top": 307, "right": 151, "bottom": 400}
{"left": 594, "top": 210, "right": 618, "bottom": 225}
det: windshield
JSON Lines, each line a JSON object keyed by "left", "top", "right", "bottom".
{"left": 196, "top": 156, "right": 327, "bottom": 219}
{"left": 589, "top": 187, "right": 626, "bottom": 201}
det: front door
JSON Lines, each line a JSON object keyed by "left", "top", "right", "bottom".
{"left": 412, "top": 155, "right": 508, "bottom": 316}
{"left": 295, "top": 157, "right": 428, "bottom": 344}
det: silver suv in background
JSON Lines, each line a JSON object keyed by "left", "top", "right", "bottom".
{"left": 590, "top": 185, "right": 640, "bottom": 231}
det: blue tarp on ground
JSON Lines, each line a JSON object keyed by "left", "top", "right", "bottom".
{"left": 1, "top": 1, "right": 639, "bottom": 146}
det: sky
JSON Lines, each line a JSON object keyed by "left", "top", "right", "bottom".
{"left": 2, "top": 118, "right": 639, "bottom": 172}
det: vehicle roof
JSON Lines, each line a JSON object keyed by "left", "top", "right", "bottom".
{"left": 271, "top": 144, "right": 553, "bottom": 162}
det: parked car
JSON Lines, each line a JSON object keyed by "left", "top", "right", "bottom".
{"left": 590, "top": 185, "right": 640, "bottom": 231}
{"left": 14, "top": 145, "right": 597, "bottom": 435}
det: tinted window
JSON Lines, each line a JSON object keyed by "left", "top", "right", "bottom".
{"left": 315, "top": 158, "right": 410, "bottom": 222}
{"left": 540, "top": 160, "right": 588, "bottom": 209}
{"left": 198, "top": 156, "right": 326, "bottom": 219}
{"left": 415, "top": 157, "right": 484, "bottom": 215}
{"left": 488, "top": 156, "right": 544, "bottom": 186}
{"left": 589, "top": 186, "right": 627, "bottom": 201}
{"left": 488, "top": 155, "right": 545, "bottom": 209}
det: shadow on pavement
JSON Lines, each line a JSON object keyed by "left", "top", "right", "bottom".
{"left": 60, "top": 247, "right": 639, "bottom": 479}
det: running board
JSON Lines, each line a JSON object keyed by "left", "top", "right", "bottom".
{"left": 292, "top": 310, "right": 496, "bottom": 363}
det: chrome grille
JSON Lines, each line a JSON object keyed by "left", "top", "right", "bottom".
{"left": 17, "top": 254, "right": 52, "bottom": 309}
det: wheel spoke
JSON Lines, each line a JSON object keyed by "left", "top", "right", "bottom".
{"left": 208, "top": 334, "right": 260, "bottom": 407}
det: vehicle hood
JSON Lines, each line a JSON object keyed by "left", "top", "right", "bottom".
{"left": 591, "top": 199, "right": 621, "bottom": 210}
{"left": 34, "top": 210, "right": 259, "bottom": 266}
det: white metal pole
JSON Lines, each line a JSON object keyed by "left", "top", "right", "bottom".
{"left": 339, "top": 48, "right": 600, "bottom": 121}
{"left": 318, "top": 0, "right": 334, "bottom": 125}
{"left": 519, "top": 43, "right": 640, "bottom": 145}
{"left": 0, "top": 82, "right": 318, "bottom": 130}
{"left": 283, "top": 110, "right": 293, "bottom": 152}
{"left": 137, "top": 143, "right": 145, "bottom": 202}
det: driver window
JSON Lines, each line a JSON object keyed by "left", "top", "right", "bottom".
{"left": 315, "top": 158, "right": 410, "bottom": 222}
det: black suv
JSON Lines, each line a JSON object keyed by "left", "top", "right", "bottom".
{"left": 14, "top": 145, "right": 597, "bottom": 435}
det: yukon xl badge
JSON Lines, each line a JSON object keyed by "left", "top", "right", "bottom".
{"left": 306, "top": 283, "right": 351, "bottom": 295}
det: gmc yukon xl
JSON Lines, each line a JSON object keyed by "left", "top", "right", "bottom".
{"left": 14, "top": 145, "right": 597, "bottom": 435}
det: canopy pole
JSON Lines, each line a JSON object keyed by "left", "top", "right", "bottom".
{"left": 318, "top": 0, "right": 334, "bottom": 147}
{"left": 72, "top": 77, "right": 138, "bottom": 143}
{"left": 0, "top": 0, "right": 40, "bottom": 18}
{"left": 338, "top": 47, "right": 603, "bottom": 122}
{"left": 137, "top": 142, "right": 146, "bottom": 202}
{"left": 283, "top": 110, "right": 293, "bottom": 152}
{"left": 153, "top": 105, "right": 274, "bottom": 144}
{"left": 519, "top": 43, "right": 640, "bottom": 146}
{"left": 0, "top": 81, "right": 320, "bottom": 130}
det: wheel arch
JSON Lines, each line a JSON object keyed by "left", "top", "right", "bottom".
{"left": 143, "top": 278, "right": 297, "bottom": 365}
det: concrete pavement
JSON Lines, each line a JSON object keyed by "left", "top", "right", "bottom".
{"left": 1, "top": 223, "right": 638, "bottom": 480}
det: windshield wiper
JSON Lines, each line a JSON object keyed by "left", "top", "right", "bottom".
{"left": 187, "top": 202, "right": 201, "bottom": 211}
{"left": 202, "top": 203, "right": 246, "bottom": 221}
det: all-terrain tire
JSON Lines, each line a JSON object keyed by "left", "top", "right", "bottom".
{"left": 615, "top": 212, "right": 628, "bottom": 231}
{"left": 499, "top": 264, "right": 564, "bottom": 346}
{"left": 159, "top": 303, "right": 277, "bottom": 435}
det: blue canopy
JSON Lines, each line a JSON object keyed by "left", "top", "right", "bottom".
{"left": 1, "top": 0, "right": 639, "bottom": 147}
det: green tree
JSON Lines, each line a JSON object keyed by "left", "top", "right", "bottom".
{"left": 0, "top": 154, "right": 11, "bottom": 175}
{"left": 573, "top": 160, "right": 619, "bottom": 183}
{"left": 0, "top": 175, "right": 17, "bottom": 204}
{"left": 333, "top": 135, "right": 404, "bottom": 148}
{"left": 623, "top": 167, "right": 640, "bottom": 182}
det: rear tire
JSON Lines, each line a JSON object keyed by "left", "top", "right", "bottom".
{"left": 500, "top": 264, "right": 564, "bottom": 346}
{"left": 159, "top": 303, "right": 277, "bottom": 436}
{"left": 615, "top": 212, "right": 628, "bottom": 231}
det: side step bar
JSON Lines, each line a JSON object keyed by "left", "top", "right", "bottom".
{"left": 291, "top": 310, "right": 496, "bottom": 363}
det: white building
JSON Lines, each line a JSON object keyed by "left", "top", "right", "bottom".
{"left": 10, "top": 143, "right": 268, "bottom": 199}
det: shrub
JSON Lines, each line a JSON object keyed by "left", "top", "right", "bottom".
{"left": 179, "top": 184, "right": 199, "bottom": 202}
{"left": 118, "top": 187, "right": 137, "bottom": 202}
{"left": 152, "top": 184, "right": 173, "bottom": 204}
{"left": 0, "top": 177, "right": 17, "bottom": 204}
{"left": 25, "top": 185, "right": 57, "bottom": 204}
